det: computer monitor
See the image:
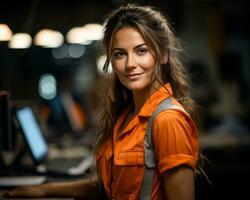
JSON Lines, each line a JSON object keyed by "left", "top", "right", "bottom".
{"left": 0, "top": 91, "right": 13, "bottom": 151}
{"left": 46, "top": 92, "right": 87, "bottom": 134}
{"left": 15, "top": 106, "right": 48, "bottom": 165}
{"left": 60, "top": 92, "right": 86, "bottom": 133}
{"left": 0, "top": 91, "right": 14, "bottom": 169}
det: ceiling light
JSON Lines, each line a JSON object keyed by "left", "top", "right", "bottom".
{"left": 34, "top": 29, "right": 64, "bottom": 48}
{"left": 8, "top": 33, "right": 32, "bottom": 49}
{"left": 0, "top": 24, "right": 13, "bottom": 41}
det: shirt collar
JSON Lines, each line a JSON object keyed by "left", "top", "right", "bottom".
{"left": 138, "top": 83, "right": 173, "bottom": 117}
{"left": 115, "top": 83, "right": 173, "bottom": 137}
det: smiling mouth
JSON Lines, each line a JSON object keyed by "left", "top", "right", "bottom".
{"left": 125, "top": 73, "right": 143, "bottom": 78}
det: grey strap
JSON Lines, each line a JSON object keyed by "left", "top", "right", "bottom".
{"left": 139, "top": 97, "right": 188, "bottom": 200}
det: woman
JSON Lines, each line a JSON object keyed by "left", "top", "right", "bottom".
{"left": 5, "top": 4, "right": 200, "bottom": 200}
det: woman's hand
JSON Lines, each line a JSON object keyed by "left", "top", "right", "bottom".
{"left": 3, "top": 179, "right": 102, "bottom": 199}
{"left": 4, "top": 184, "right": 49, "bottom": 198}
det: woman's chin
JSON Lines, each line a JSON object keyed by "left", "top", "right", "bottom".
{"left": 124, "top": 83, "right": 151, "bottom": 92}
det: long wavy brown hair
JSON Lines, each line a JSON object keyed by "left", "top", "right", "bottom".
{"left": 93, "top": 3, "right": 207, "bottom": 183}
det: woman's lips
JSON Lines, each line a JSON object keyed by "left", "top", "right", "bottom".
{"left": 125, "top": 73, "right": 143, "bottom": 79}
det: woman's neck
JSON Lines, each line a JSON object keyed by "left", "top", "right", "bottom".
{"left": 132, "top": 82, "right": 162, "bottom": 114}
{"left": 133, "top": 91, "right": 148, "bottom": 114}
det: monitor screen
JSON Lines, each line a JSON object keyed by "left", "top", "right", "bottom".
{"left": 16, "top": 107, "right": 48, "bottom": 162}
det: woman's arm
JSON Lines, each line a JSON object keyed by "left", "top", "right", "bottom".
{"left": 4, "top": 179, "right": 103, "bottom": 199}
{"left": 162, "top": 165, "right": 195, "bottom": 200}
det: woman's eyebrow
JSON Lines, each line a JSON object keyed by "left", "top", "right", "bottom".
{"left": 134, "top": 43, "right": 147, "bottom": 49}
{"left": 111, "top": 48, "right": 124, "bottom": 52}
{"left": 111, "top": 43, "right": 147, "bottom": 52}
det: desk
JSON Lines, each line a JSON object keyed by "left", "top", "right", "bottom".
{"left": 0, "top": 176, "right": 79, "bottom": 200}
{"left": 0, "top": 164, "right": 88, "bottom": 200}
{"left": 0, "top": 195, "right": 73, "bottom": 200}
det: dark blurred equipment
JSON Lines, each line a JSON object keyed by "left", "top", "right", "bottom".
{"left": 188, "top": 61, "right": 218, "bottom": 106}
{"left": 61, "top": 92, "right": 86, "bottom": 134}
{"left": 0, "top": 91, "right": 13, "bottom": 151}
{"left": 44, "top": 92, "right": 88, "bottom": 136}
{"left": 46, "top": 95, "right": 69, "bottom": 130}
{"left": 14, "top": 106, "right": 92, "bottom": 176}
{"left": 217, "top": 51, "right": 242, "bottom": 82}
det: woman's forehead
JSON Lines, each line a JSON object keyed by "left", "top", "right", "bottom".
{"left": 111, "top": 27, "right": 146, "bottom": 48}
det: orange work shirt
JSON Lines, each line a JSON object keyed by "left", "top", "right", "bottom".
{"left": 96, "top": 83, "right": 199, "bottom": 200}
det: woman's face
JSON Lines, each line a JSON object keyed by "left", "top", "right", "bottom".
{"left": 110, "top": 26, "right": 157, "bottom": 93}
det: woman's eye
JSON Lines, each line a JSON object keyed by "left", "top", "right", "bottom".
{"left": 137, "top": 48, "right": 147, "bottom": 55}
{"left": 114, "top": 52, "right": 125, "bottom": 58}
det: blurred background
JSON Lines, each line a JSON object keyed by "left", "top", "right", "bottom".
{"left": 0, "top": 0, "right": 249, "bottom": 199}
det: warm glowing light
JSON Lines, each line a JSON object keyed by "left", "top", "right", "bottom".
{"left": 0, "top": 24, "right": 13, "bottom": 41}
{"left": 8, "top": 33, "right": 32, "bottom": 49}
{"left": 66, "top": 27, "right": 92, "bottom": 45}
{"left": 34, "top": 29, "right": 64, "bottom": 48}
{"left": 83, "top": 23, "right": 104, "bottom": 41}
{"left": 66, "top": 23, "right": 103, "bottom": 44}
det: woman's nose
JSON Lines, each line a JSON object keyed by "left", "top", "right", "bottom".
{"left": 126, "top": 54, "right": 136, "bottom": 69}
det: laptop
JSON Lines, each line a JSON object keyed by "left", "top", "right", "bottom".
{"left": 14, "top": 106, "right": 93, "bottom": 176}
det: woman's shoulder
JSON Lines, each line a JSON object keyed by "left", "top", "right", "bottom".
{"left": 152, "top": 105, "right": 197, "bottom": 136}
{"left": 154, "top": 109, "right": 187, "bottom": 126}
{"left": 153, "top": 97, "right": 194, "bottom": 126}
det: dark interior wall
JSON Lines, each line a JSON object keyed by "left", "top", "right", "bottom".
{"left": 0, "top": 0, "right": 185, "bottom": 100}
{"left": 0, "top": 0, "right": 184, "bottom": 35}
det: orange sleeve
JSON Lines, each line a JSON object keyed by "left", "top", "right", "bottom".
{"left": 152, "top": 110, "right": 199, "bottom": 174}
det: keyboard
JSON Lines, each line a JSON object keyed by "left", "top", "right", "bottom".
{"left": 36, "top": 154, "right": 93, "bottom": 176}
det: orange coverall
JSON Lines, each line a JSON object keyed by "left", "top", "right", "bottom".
{"left": 97, "top": 83, "right": 199, "bottom": 200}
